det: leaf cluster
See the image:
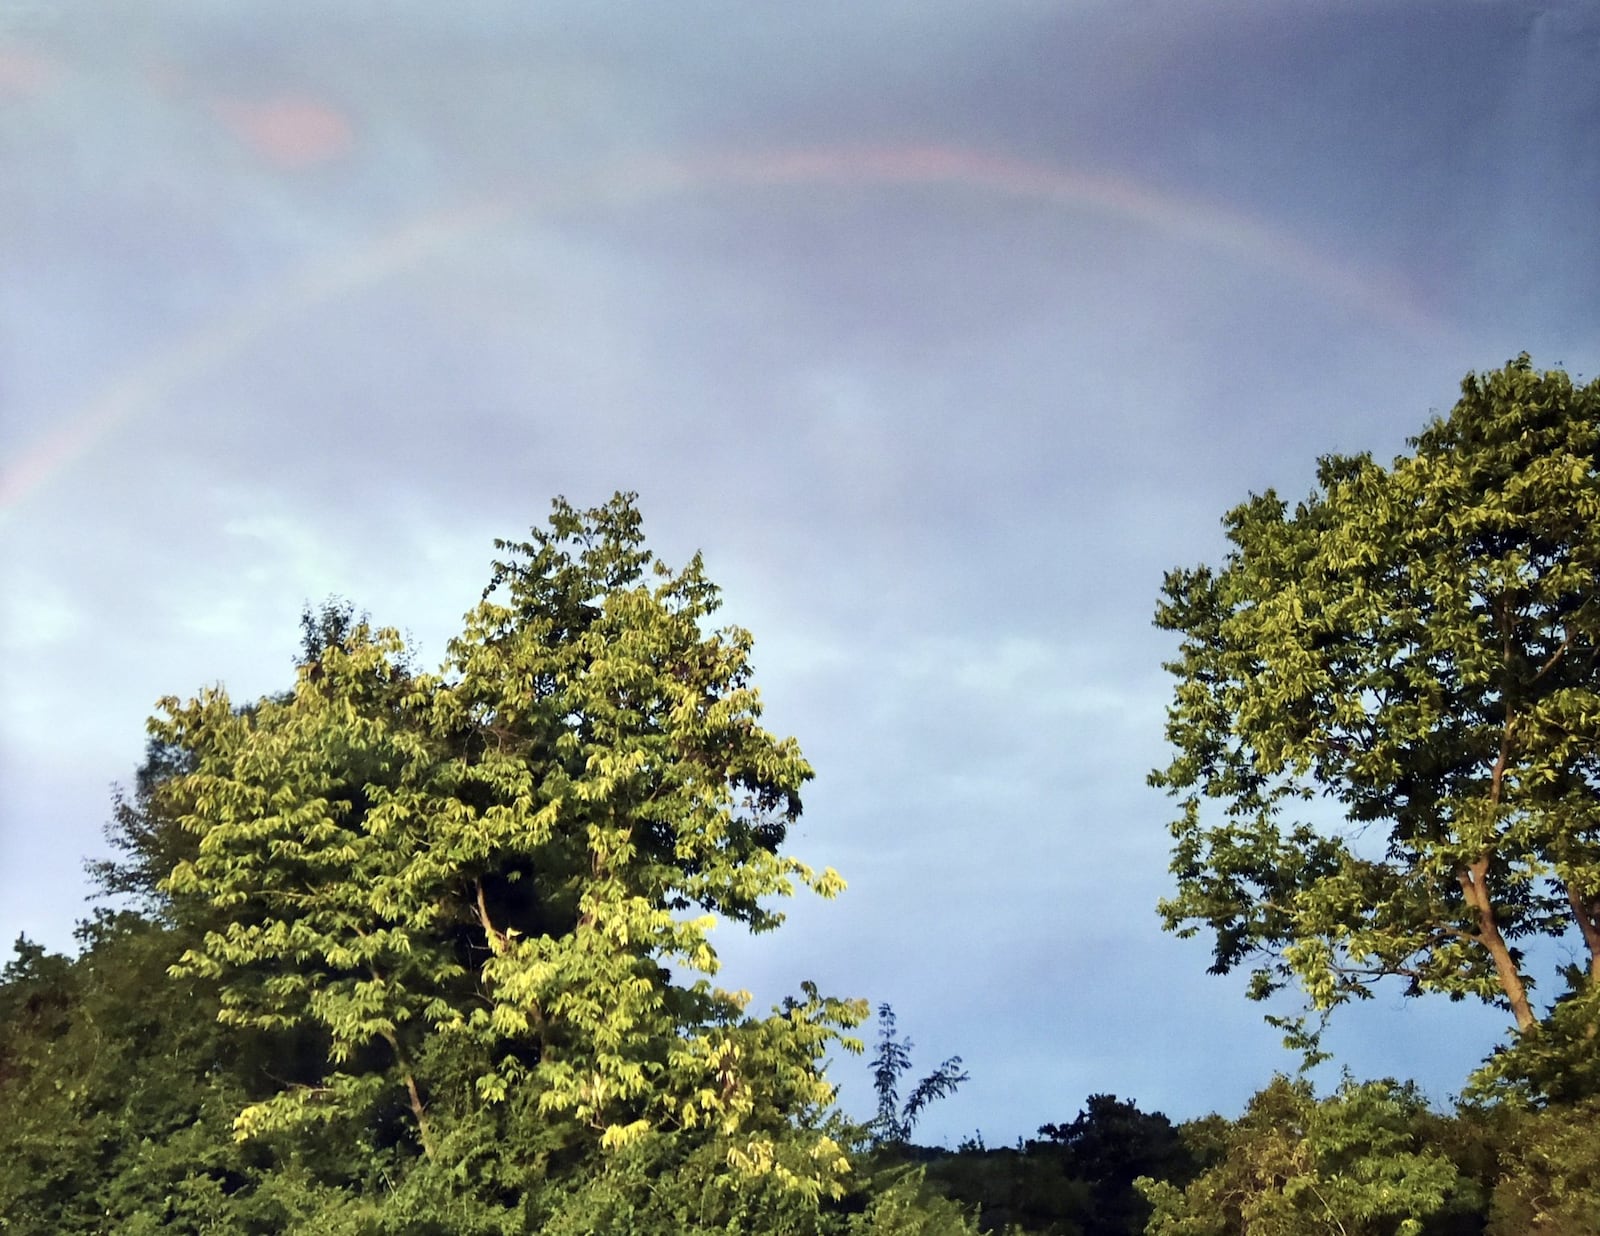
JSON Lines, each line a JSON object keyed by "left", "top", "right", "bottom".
{"left": 1152, "top": 356, "right": 1600, "bottom": 1088}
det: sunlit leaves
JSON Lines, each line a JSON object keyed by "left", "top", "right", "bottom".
{"left": 1153, "top": 357, "right": 1600, "bottom": 1089}
{"left": 149, "top": 493, "right": 860, "bottom": 1189}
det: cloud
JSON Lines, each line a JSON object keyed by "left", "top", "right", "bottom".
{"left": 0, "top": 569, "right": 87, "bottom": 651}
{"left": 0, "top": 44, "right": 59, "bottom": 99}
{"left": 214, "top": 94, "right": 354, "bottom": 169}
{"left": 2, "top": 0, "right": 1598, "bottom": 1146}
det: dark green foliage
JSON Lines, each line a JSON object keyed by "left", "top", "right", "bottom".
{"left": 297, "top": 596, "right": 367, "bottom": 668}
{"left": 1471, "top": 967, "right": 1600, "bottom": 1104}
{"left": 0, "top": 915, "right": 367, "bottom": 1235}
{"left": 85, "top": 737, "right": 198, "bottom": 918}
{"left": 910, "top": 1096, "right": 1200, "bottom": 1236}
{"left": 1033, "top": 1095, "right": 1197, "bottom": 1236}
{"left": 922, "top": 1145, "right": 1093, "bottom": 1236}
{"left": 1481, "top": 1096, "right": 1600, "bottom": 1235}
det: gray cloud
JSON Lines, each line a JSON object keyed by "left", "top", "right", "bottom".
{"left": 3, "top": 0, "right": 1596, "bottom": 1143}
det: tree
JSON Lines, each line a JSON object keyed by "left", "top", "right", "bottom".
{"left": 0, "top": 916, "right": 366, "bottom": 1235}
{"left": 1152, "top": 356, "right": 1600, "bottom": 1092}
{"left": 1137, "top": 1076, "right": 1466, "bottom": 1236}
{"left": 911, "top": 1097, "right": 1203, "bottom": 1236}
{"left": 152, "top": 493, "right": 864, "bottom": 1199}
{"left": 0, "top": 919, "right": 972, "bottom": 1235}
{"left": 89, "top": 600, "right": 369, "bottom": 925}
{"left": 1482, "top": 1094, "right": 1600, "bottom": 1235}
{"left": 868, "top": 1004, "right": 968, "bottom": 1148}
{"left": 1031, "top": 1095, "right": 1196, "bottom": 1236}
{"left": 86, "top": 738, "right": 198, "bottom": 920}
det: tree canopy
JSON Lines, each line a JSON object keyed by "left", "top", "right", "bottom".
{"left": 150, "top": 493, "right": 864, "bottom": 1200}
{"left": 9, "top": 365, "right": 1600, "bottom": 1231}
{"left": 1152, "top": 355, "right": 1600, "bottom": 1095}
{"left": 1138, "top": 1076, "right": 1467, "bottom": 1236}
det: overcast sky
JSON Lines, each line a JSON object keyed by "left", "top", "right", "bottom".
{"left": 2, "top": 1, "right": 1597, "bottom": 1145}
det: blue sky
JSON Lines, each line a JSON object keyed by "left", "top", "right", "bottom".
{"left": 2, "top": 0, "right": 1597, "bottom": 1144}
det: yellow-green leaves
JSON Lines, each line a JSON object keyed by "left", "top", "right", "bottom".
{"left": 1155, "top": 358, "right": 1600, "bottom": 1093}
{"left": 148, "top": 494, "right": 857, "bottom": 1184}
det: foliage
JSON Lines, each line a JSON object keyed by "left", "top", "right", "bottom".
{"left": 15, "top": 439, "right": 1600, "bottom": 1231}
{"left": 1137, "top": 1076, "right": 1467, "bottom": 1236}
{"left": 149, "top": 494, "right": 862, "bottom": 1186}
{"left": 0, "top": 496, "right": 996, "bottom": 1232}
{"left": 0, "top": 915, "right": 381, "bottom": 1235}
{"left": 1481, "top": 1095, "right": 1600, "bottom": 1235}
{"left": 15, "top": 912, "right": 1592, "bottom": 1236}
{"left": 510, "top": 1132, "right": 979, "bottom": 1236}
{"left": 869, "top": 1003, "right": 969, "bottom": 1148}
{"left": 86, "top": 738, "right": 199, "bottom": 918}
{"left": 1470, "top": 968, "right": 1600, "bottom": 1104}
{"left": 0, "top": 910, "right": 975, "bottom": 1233}
{"left": 846, "top": 1172, "right": 983, "bottom": 1236}
{"left": 922, "top": 1145, "right": 1091, "bottom": 1236}
{"left": 1032, "top": 1095, "right": 1196, "bottom": 1236}
{"left": 1152, "top": 356, "right": 1600, "bottom": 1091}
{"left": 911, "top": 1096, "right": 1199, "bottom": 1236}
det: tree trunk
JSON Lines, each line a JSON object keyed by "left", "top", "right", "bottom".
{"left": 381, "top": 1027, "right": 435, "bottom": 1159}
{"left": 1469, "top": 705, "right": 1536, "bottom": 1030}
{"left": 1458, "top": 860, "right": 1536, "bottom": 1031}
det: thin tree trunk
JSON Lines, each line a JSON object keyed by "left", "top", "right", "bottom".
{"left": 1466, "top": 699, "right": 1536, "bottom": 1030}
{"left": 380, "top": 1027, "right": 436, "bottom": 1159}
{"left": 1459, "top": 860, "right": 1536, "bottom": 1031}
{"left": 358, "top": 946, "right": 437, "bottom": 1159}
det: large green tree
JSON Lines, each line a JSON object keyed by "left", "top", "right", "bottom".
{"left": 1152, "top": 356, "right": 1600, "bottom": 1092}
{"left": 153, "top": 494, "right": 863, "bottom": 1199}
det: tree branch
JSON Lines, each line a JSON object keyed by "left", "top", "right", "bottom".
{"left": 475, "top": 878, "right": 509, "bottom": 954}
{"left": 1527, "top": 630, "right": 1574, "bottom": 684}
{"left": 1565, "top": 878, "right": 1600, "bottom": 983}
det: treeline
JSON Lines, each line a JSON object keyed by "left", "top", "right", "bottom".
{"left": 6, "top": 914, "right": 1599, "bottom": 1233}
{"left": 0, "top": 908, "right": 960, "bottom": 1233}
{"left": 4, "top": 356, "right": 1600, "bottom": 1232}
{"left": 895, "top": 1084, "right": 1600, "bottom": 1234}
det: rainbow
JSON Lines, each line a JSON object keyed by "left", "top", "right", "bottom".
{"left": 0, "top": 145, "right": 1449, "bottom": 517}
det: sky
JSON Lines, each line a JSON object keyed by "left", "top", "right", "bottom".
{"left": 2, "top": 0, "right": 1597, "bottom": 1146}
